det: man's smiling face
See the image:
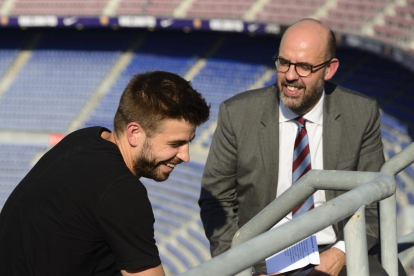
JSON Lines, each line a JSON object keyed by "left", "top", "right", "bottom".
{"left": 133, "top": 118, "right": 195, "bottom": 181}
{"left": 276, "top": 21, "right": 331, "bottom": 115}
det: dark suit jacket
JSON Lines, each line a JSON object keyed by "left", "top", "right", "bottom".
{"left": 199, "top": 82, "right": 385, "bottom": 257}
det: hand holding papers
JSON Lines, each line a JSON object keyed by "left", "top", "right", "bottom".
{"left": 266, "top": 235, "right": 319, "bottom": 275}
{"left": 265, "top": 218, "right": 320, "bottom": 275}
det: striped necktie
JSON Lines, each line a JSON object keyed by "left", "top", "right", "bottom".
{"left": 292, "top": 117, "right": 314, "bottom": 216}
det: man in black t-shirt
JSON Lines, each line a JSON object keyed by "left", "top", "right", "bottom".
{"left": 0, "top": 71, "right": 210, "bottom": 276}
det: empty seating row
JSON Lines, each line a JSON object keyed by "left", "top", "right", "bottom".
{"left": 396, "top": 5, "right": 414, "bottom": 18}
{"left": 256, "top": 0, "right": 323, "bottom": 24}
{"left": 116, "top": 0, "right": 182, "bottom": 16}
{"left": 373, "top": 25, "right": 413, "bottom": 45}
{"left": 336, "top": 0, "right": 388, "bottom": 11}
{"left": 321, "top": 0, "right": 388, "bottom": 34}
{"left": 0, "top": 143, "right": 48, "bottom": 210}
{"left": 11, "top": 0, "right": 107, "bottom": 15}
{"left": 0, "top": 29, "right": 134, "bottom": 133}
{"left": 140, "top": 159, "right": 211, "bottom": 273}
{"left": 84, "top": 30, "right": 216, "bottom": 130}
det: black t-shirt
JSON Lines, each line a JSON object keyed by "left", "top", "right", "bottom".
{"left": 0, "top": 127, "right": 161, "bottom": 276}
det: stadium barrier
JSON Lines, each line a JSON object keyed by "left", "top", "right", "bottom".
{"left": 182, "top": 143, "right": 414, "bottom": 276}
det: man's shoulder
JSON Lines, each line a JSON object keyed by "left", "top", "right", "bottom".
{"left": 326, "top": 82, "right": 378, "bottom": 105}
{"left": 63, "top": 126, "right": 108, "bottom": 142}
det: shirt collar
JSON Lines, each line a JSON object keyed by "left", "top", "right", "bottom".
{"left": 279, "top": 89, "right": 324, "bottom": 125}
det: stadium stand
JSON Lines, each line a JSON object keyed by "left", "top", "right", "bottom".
{"left": 1, "top": 26, "right": 413, "bottom": 274}
{"left": 321, "top": 0, "right": 390, "bottom": 34}
{"left": 373, "top": 2, "right": 414, "bottom": 47}
{"left": 255, "top": 0, "right": 327, "bottom": 25}
{"left": 10, "top": 0, "right": 107, "bottom": 16}
{"left": 83, "top": 30, "right": 217, "bottom": 132}
{"left": 186, "top": 0, "right": 255, "bottom": 19}
{"left": 0, "top": 30, "right": 28, "bottom": 80}
{"left": 0, "top": 29, "right": 134, "bottom": 133}
{"left": 116, "top": 0, "right": 183, "bottom": 16}
{"left": 0, "top": 143, "right": 48, "bottom": 208}
{"left": 189, "top": 33, "right": 278, "bottom": 144}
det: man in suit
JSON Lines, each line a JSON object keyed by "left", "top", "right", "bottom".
{"left": 199, "top": 19, "right": 387, "bottom": 275}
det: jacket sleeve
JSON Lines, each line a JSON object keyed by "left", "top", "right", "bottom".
{"left": 334, "top": 99, "right": 385, "bottom": 251}
{"left": 199, "top": 102, "right": 240, "bottom": 257}
{"left": 359, "top": 100, "right": 385, "bottom": 250}
{"left": 357, "top": 101, "right": 385, "bottom": 172}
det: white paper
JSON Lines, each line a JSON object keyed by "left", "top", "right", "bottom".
{"left": 265, "top": 235, "right": 320, "bottom": 274}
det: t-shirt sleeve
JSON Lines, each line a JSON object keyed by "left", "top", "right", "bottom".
{"left": 95, "top": 176, "right": 161, "bottom": 271}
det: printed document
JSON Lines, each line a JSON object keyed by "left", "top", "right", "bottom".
{"left": 266, "top": 223, "right": 320, "bottom": 275}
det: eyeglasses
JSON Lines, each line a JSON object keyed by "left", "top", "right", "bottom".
{"left": 273, "top": 56, "right": 332, "bottom": 77}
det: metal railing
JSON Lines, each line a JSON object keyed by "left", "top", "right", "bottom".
{"left": 182, "top": 143, "right": 414, "bottom": 276}
{"left": 380, "top": 143, "right": 414, "bottom": 275}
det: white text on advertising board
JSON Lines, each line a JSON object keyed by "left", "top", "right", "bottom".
{"left": 265, "top": 23, "right": 280, "bottom": 35}
{"left": 209, "top": 19, "right": 243, "bottom": 32}
{"left": 18, "top": 16, "right": 58, "bottom": 27}
{"left": 118, "top": 16, "right": 156, "bottom": 28}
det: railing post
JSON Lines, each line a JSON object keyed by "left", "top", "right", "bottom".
{"left": 380, "top": 142, "right": 414, "bottom": 276}
{"left": 344, "top": 206, "right": 369, "bottom": 276}
{"left": 379, "top": 194, "right": 398, "bottom": 276}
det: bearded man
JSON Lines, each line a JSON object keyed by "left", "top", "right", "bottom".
{"left": 199, "top": 19, "right": 389, "bottom": 275}
{"left": 0, "top": 71, "right": 210, "bottom": 276}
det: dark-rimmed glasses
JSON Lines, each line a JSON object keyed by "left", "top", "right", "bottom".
{"left": 273, "top": 56, "right": 332, "bottom": 77}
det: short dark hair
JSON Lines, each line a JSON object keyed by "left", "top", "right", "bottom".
{"left": 114, "top": 71, "right": 210, "bottom": 137}
{"left": 327, "top": 28, "right": 336, "bottom": 60}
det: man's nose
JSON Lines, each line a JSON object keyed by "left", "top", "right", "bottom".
{"left": 285, "top": 64, "right": 299, "bottom": 81}
{"left": 177, "top": 144, "right": 190, "bottom": 163}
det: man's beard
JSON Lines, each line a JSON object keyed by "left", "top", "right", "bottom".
{"left": 133, "top": 138, "right": 169, "bottom": 182}
{"left": 278, "top": 75, "right": 325, "bottom": 115}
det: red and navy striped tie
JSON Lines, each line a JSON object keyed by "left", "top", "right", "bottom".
{"left": 292, "top": 117, "right": 314, "bottom": 217}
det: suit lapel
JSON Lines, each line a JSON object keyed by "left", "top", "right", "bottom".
{"left": 259, "top": 85, "right": 279, "bottom": 200}
{"left": 323, "top": 82, "right": 342, "bottom": 201}
{"left": 256, "top": 83, "right": 343, "bottom": 202}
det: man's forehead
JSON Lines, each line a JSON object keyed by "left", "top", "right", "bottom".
{"left": 279, "top": 26, "right": 327, "bottom": 60}
{"left": 282, "top": 21, "right": 328, "bottom": 45}
{"left": 286, "top": 20, "right": 329, "bottom": 36}
{"left": 156, "top": 119, "right": 196, "bottom": 135}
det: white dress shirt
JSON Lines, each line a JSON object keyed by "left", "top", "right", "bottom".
{"left": 276, "top": 91, "right": 345, "bottom": 252}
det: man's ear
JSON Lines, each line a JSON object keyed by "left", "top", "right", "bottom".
{"left": 324, "top": 58, "right": 339, "bottom": 81}
{"left": 126, "top": 122, "right": 144, "bottom": 147}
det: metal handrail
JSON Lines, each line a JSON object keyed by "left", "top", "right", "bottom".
{"left": 181, "top": 143, "right": 414, "bottom": 276}
{"left": 380, "top": 142, "right": 414, "bottom": 275}
{"left": 232, "top": 171, "right": 394, "bottom": 276}
{"left": 182, "top": 172, "right": 395, "bottom": 276}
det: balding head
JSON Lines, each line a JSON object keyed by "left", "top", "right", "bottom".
{"left": 282, "top": 19, "right": 336, "bottom": 60}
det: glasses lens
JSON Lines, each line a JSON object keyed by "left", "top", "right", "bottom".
{"left": 295, "top": 63, "right": 312, "bottom": 77}
{"left": 276, "top": 58, "right": 289, "bottom": 72}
